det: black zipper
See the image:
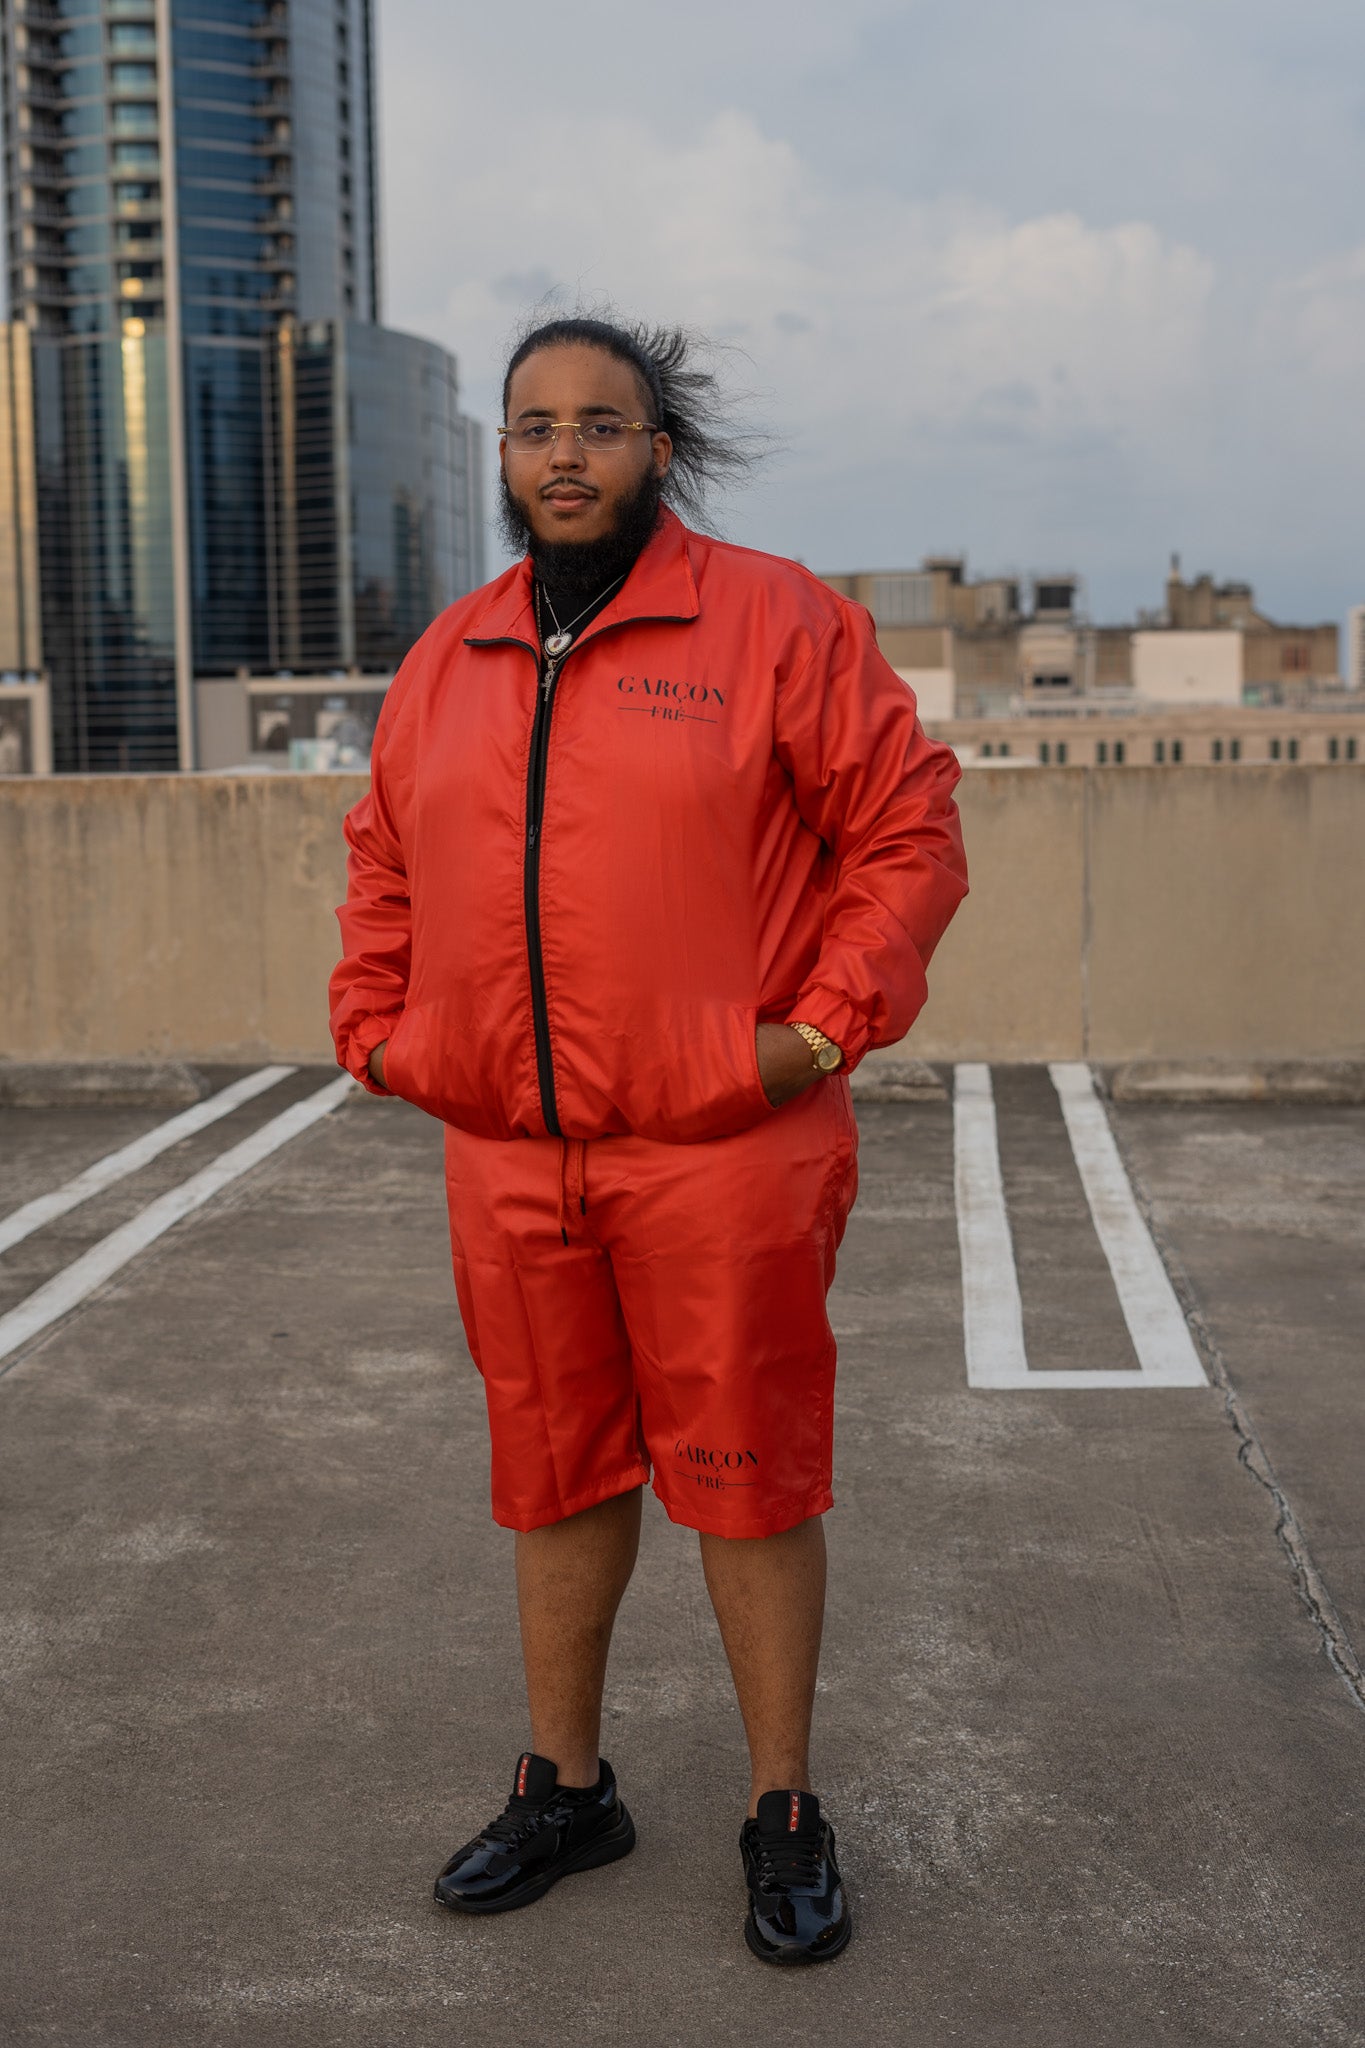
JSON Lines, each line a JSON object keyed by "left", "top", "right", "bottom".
{"left": 463, "top": 606, "right": 696, "bottom": 1140}
{"left": 524, "top": 645, "right": 563, "bottom": 1135}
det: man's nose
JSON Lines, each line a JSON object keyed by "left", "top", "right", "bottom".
{"left": 548, "top": 426, "right": 586, "bottom": 469}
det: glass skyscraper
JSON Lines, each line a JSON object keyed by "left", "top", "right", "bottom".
{"left": 0, "top": 0, "right": 483, "bottom": 770}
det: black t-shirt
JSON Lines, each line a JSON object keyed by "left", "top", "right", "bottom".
{"left": 532, "top": 567, "right": 630, "bottom": 658}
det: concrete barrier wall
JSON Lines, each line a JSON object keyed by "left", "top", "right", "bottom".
{"left": 3, "top": 767, "right": 1362, "bottom": 1064}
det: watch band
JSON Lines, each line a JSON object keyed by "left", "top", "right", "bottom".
{"left": 789, "top": 1020, "right": 844, "bottom": 1072}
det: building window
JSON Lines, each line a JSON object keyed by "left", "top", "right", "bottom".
{"left": 1211, "top": 738, "right": 1223, "bottom": 762}
{"left": 1113, "top": 739, "right": 1125, "bottom": 764}
{"left": 1270, "top": 737, "right": 1281, "bottom": 760}
{"left": 1287, "top": 737, "right": 1299, "bottom": 762}
{"left": 1039, "top": 741, "right": 1050, "bottom": 764}
{"left": 1171, "top": 739, "right": 1183, "bottom": 763}
{"left": 980, "top": 741, "right": 991, "bottom": 757}
{"left": 1056, "top": 741, "right": 1067, "bottom": 764}
{"left": 1154, "top": 738, "right": 1165, "bottom": 763}
{"left": 1329, "top": 736, "right": 1339, "bottom": 761}
{"left": 1229, "top": 737, "right": 1241, "bottom": 761}
{"left": 870, "top": 572, "right": 936, "bottom": 625}
{"left": 1096, "top": 740, "right": 1108, "bottom": 764}
{"left": 1348, "top": 737, "right": 1358, "bottom": 762}
{"left": 998, "top": 741, "right": 1009, "bottom": 757}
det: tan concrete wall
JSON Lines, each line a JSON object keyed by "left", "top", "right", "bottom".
{"left": 2, "top": 767, "right": 1362, "bottom": 1065}
{"left": 2, "top": 773, "right": 369, "bottom": 1063}
{"left": 1083, "top": 766, "right": 1365, "bottom": 1060}
{"left": 907, "top": 769, "right": 1087, "bottom": 1060}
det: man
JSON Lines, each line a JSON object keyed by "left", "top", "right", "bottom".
{"left": 329, "top": 315, "right": 968, "bottom": 1964}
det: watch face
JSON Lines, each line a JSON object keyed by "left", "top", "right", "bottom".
{"left": 817, "top": 1042, "right": 842, "bottom": 1071}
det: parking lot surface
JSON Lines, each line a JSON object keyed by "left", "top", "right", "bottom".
{"left": 2, "top": 1067, "right": 1362, "bottom": 2047}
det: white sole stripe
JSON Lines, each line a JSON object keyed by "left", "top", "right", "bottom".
{"left": 0, "top": 1065, "right": 296, "bottom": 1256}
{"left": 0, "top": 1074, "right": 354, "bottom": 1371}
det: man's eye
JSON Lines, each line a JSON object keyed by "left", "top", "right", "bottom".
{"left": 521, "top": 423, "right": 553, "bottom": 441}
{"left": 585, "top": 422, "right": 625, "bottom": 441}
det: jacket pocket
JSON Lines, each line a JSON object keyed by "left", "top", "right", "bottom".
{"left": 373, "top": 998, "right": 520, "bottom": 1138}
{"left": 623, "top": 999, "right": 776, "bottom": 1144}
{"left": 380, "top": 1000, "right": 471, "bottom": 1126}
{"left": 375, "top": 1002, "right": 423, "bottom": 1107}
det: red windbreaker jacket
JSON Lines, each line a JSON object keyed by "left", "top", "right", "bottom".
{"left": 329, "top": 507, "right": 968, "bottom": 1145}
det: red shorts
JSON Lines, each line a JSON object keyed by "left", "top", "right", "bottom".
{"left": 441, "top": 1075, "right": 859, "bottom": 1539}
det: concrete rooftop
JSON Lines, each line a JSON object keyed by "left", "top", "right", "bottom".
{"left": 1, "top": 1069, "right": 1363, "bottom": 2047}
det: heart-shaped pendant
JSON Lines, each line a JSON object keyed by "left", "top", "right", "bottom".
{"left": 544, "top": 631, "right": 572, "bottom": 658}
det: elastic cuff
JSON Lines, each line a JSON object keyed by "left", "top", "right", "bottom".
{"left": 786, "top": 988, "right": 874, "bottom": 1073}
{"left": 345, "top": 1011, "right": 402, "bottom": 1096}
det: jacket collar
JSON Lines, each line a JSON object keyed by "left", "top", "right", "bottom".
{"left": 464, "top": 504, "right": 700, "bottom": 647}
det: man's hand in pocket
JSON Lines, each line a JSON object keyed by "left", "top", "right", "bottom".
{"left": 755, "top": 1022, "right": 821, "bottom": 1108}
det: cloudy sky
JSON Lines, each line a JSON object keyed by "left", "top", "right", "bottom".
{"left": 377, "top": 0, "right": 1365, "bottom": 632}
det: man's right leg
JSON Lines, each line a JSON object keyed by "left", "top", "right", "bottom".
{"left": 432, "top": 1484, "right": 641, "bottom": 1915}
{"left": 434, "top": 1127, "right": 648, "bottom": 1914}
{"left": 516, "top": 1485, "right": 642, "bottom": 1786}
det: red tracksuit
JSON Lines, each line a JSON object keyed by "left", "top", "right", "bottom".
{"left": 330, "top": 507, "right": 967, "bottom": 1534}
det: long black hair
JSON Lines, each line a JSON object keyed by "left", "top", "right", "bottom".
{"left": 501, "top": 313, "right": 763, "bottom": 528}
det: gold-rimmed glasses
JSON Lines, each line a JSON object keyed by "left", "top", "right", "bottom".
{"left": 498, "top": 418, "right": 659, "bottom": 454}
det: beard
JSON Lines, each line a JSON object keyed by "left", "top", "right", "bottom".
{"left": 498, "top": 463, "right": 665, "bottom": 607}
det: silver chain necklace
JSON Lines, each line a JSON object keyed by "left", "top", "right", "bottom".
{"left": 535, "top": 571, "right": 627, "bottom": 659}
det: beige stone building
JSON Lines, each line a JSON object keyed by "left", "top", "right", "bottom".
{"left": 817, "top": 552, "right": 1352, "bottom": 757}
{"left": 1347, "top": 605, "right": 1365, "bottom": 693}
{"left": 929, "top": 702, "right": 1363, "bottom": 768}
{"left": 1160, "top": 560, "right": 1339, "bottom": 695}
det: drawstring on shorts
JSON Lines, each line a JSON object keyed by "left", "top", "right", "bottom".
{"left": 556, "top": 1135, "right": 589, "bottom": 1244}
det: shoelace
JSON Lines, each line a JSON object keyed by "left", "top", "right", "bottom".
{"left": 752, "top": 1826, "right": 825, "bottom": 1889}
{"left": 477, "top": 1795, "right": 553, "bottom": 1851}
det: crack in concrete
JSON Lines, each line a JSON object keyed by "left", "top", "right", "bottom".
{"left": 1099, "top": 1089, "right": 1365, "bottom": 1719}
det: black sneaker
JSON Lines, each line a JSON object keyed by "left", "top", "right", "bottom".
{"left": 741, "top": 1789, "right": 852, "bottom": 1964}
{"left": 433, "top": 1752, "right": 635, "bottom": 1915}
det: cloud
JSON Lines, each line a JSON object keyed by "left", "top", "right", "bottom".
{"left": 1276, "top": 242, "right": 1365, "bottom": 390}
{"left": 389, "top": 105, "right": 1212, "bottom": 464}
{"left": 378, "top": 53, "right": 1360, "bottom": 618}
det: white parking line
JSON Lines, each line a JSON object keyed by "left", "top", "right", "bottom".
{"left": 0, "top": 1074, "right": 354, "bottom": 1372}
{"left": 1048, "top": 1063, "right": 1208, "bottom": 1387}
{"left": 954, "top": 1063, "right": 1028, "bottom": 1387}
{"left": 953, "top": 1062, "right": 1208, "bottom": 1389}
{"left": 0, "top": 1066, "right": 295, "bottom": 1256}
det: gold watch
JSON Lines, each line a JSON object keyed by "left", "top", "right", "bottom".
{"left": 789, "top": 1020, "right": 843, "bottom": 1072}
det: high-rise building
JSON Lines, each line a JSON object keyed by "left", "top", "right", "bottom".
{"left": 1348, "top": 606, "right": 1364, "bottom": 693}
{"left": 0, "top": 0, "right": 482, "bottom": 771}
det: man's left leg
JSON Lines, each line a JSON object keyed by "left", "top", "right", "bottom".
{"left": 591, "top": 1078, "right": 860, "bottom": 1964}
{"left": 698, "top": 1515, "right": 827, "bottom": 1816}
{"left": 700, "top": 1515, "right": 850, "bottom": 1964}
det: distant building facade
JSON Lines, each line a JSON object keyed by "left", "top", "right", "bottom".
{"left": 931, "top": 705, "right": 1363, "bottom": 770}
{"left": 0, "top": 0, "right": 483, "bottom": 773}
{"left": 1348, "top": 606, "right": 1365, "bottom": 694}
{"left": 1130, "top": 630, "right": 1242, "bottom": 707}
{"left": 819, "top": 553, "right": 1346, "bottom": 750}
